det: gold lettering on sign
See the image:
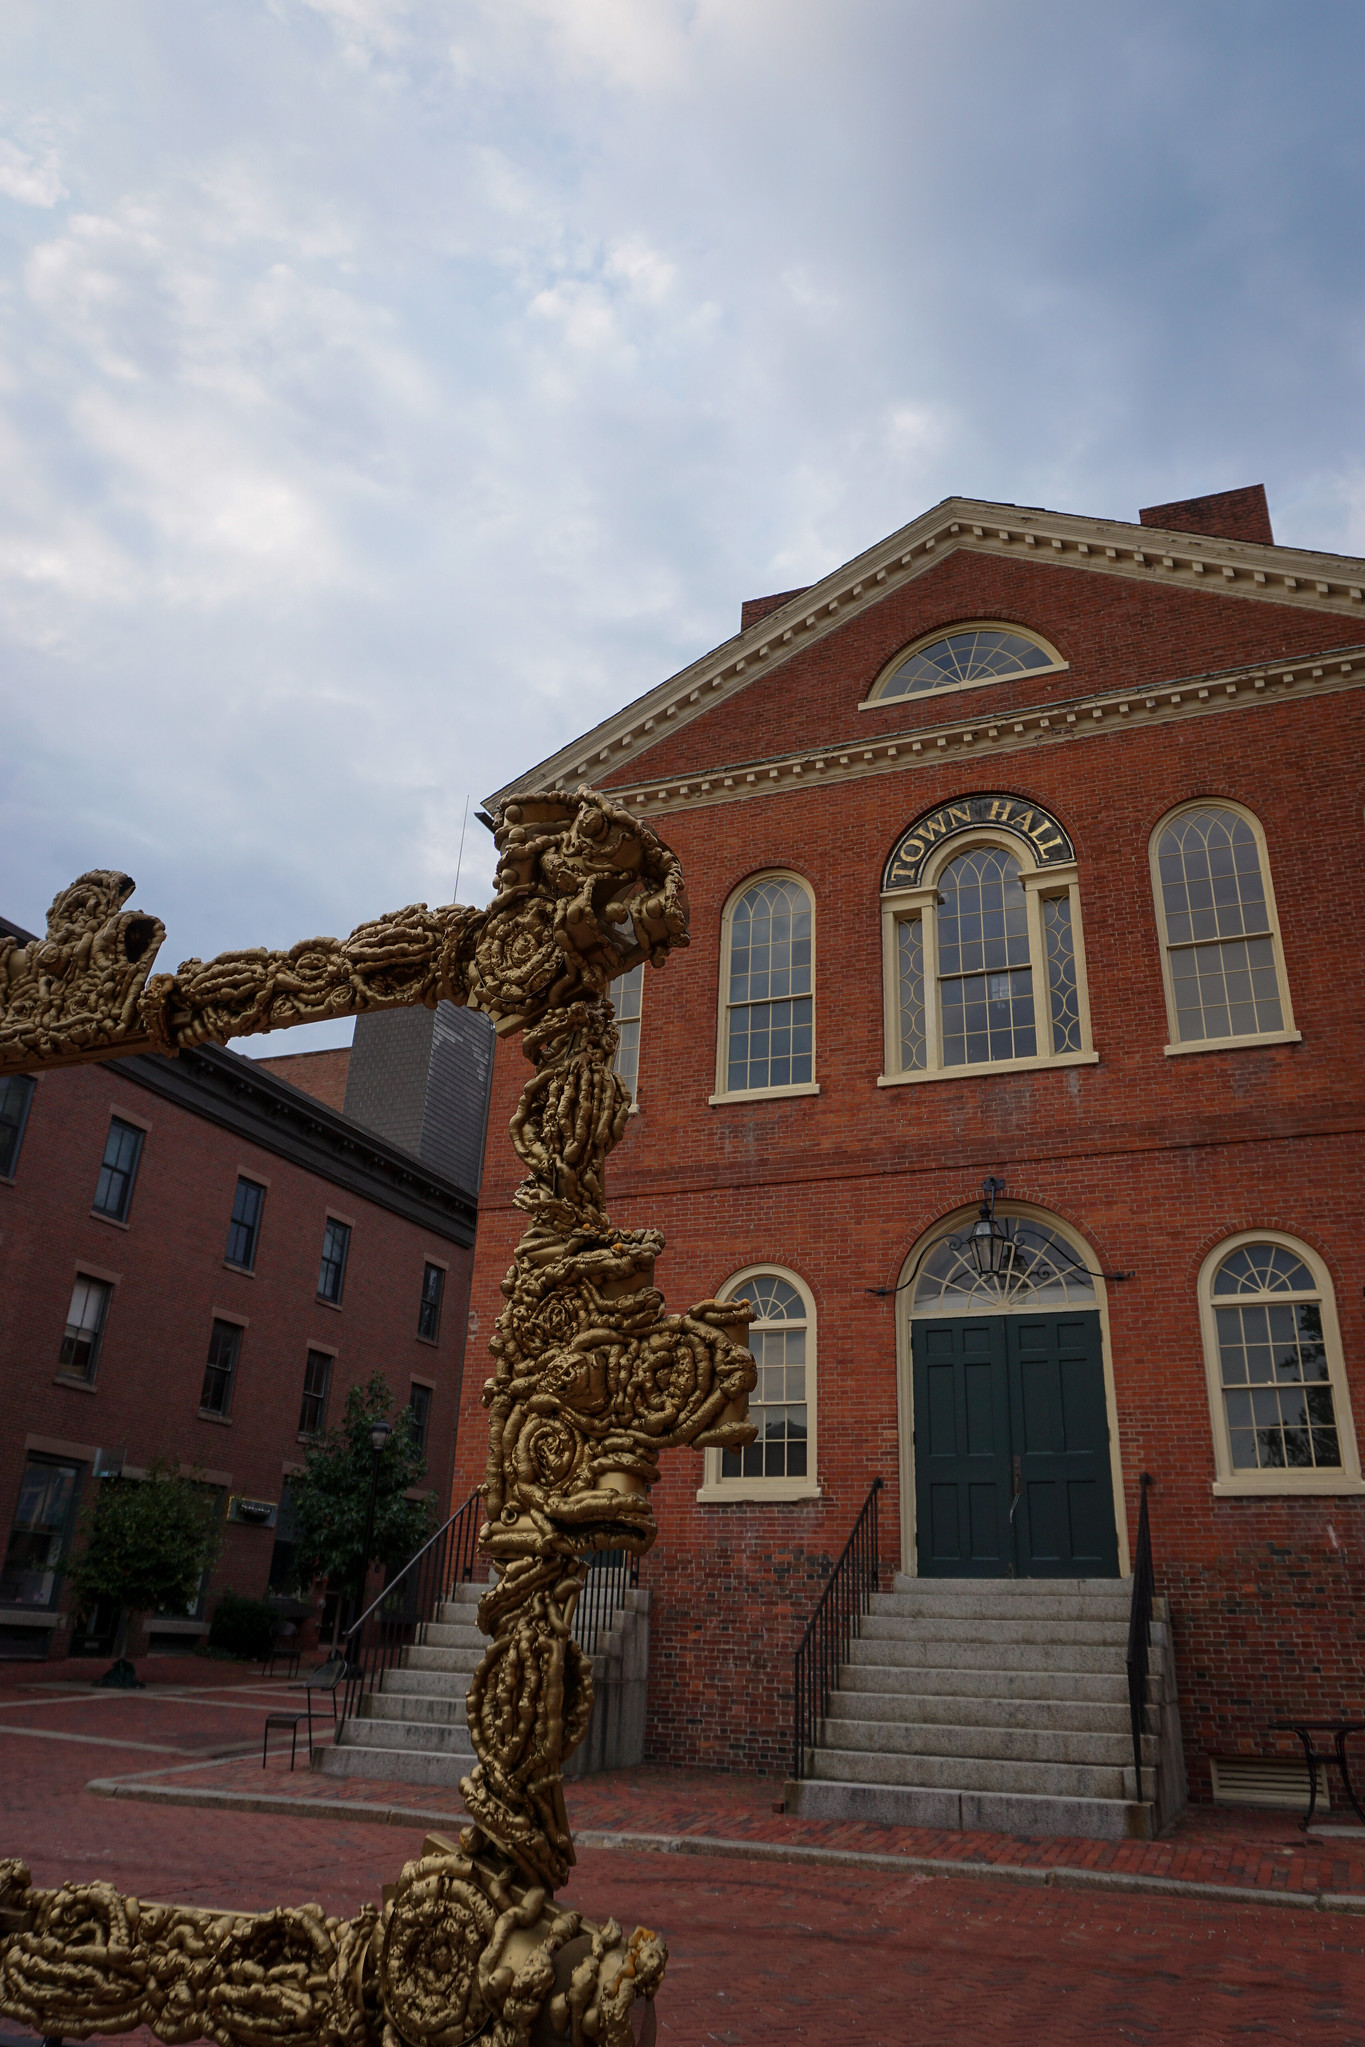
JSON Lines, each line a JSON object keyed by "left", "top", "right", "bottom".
{"left": 947, "top": 803, "right": 971, "bottom": 826}
{"left": 987, "top": 798, "right": 1015, "bottom": 822}
{"left": 884, "top": 794, "right": 1073, "bottom": 893}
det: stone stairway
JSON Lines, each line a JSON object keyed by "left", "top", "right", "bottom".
{"left": 785, "top": 1575, "right": 1181, "bottom": 1842}
{"left": 314, "top": 1578, "right": 650, "bottom": 1788}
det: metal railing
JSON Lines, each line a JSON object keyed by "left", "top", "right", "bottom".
{"left": 792, "top": 1478, "right": 884, "bottom": 1780}
{"left": 1125, "top": 1472, "right": 1154, "bottom": 1798}
{"left": 573, "top": 1548, "right": 640, "bottom": 1656}
{"left": 339, "top": 1489, "right": 483, "bottom": 1725}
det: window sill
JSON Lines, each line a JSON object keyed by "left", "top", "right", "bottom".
{"left": 878, "top": 1050, "right": 1099, "bottom": 1086}
{"left": 1212, "top": 1474, "right": 1365, "bottom": 1498}
{"left": 53, "top": 1374, "right": 98, "bottom": 1394}
{"left": 856, "top": 663, "right": 1067, "bottom": 711}
{"left": 709, "top": 1082, "right": 821, "bottom": 1106}
{"left": 315, "top": 1295, "right": 344, "bottom": 1312}
{"left": 416, "top": 1332, "right": 441, "bottom": 1349}
{"left": 696, "top": 1481, "right": 823, "bottom": 1504}
{"left": 90, "top": 1209, "right": 130, "bottom": 1231}
{"left": 198, "top": 1410, "right": 233, "bottom": 1426}
{"left": 1165, "top": 1030, "right": 1302, "bottom": 1057}
{"left": 223, "top": 1262, "right": 256, "bottom": 1278}
{"left": 0, "top": 1607, "right": 62, "bottom": 1628}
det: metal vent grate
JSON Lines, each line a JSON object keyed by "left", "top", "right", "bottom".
{"left": 1210, "top": 1756, "right": 1328, "bottom": 1811}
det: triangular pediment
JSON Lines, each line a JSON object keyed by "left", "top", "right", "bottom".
{"left": 485, "top": 495, "right": 1365, "bottom": 809}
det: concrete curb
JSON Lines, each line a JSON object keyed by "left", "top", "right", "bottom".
{"left": 85, "top": 1777, "right": 1365, "bottom": 1914}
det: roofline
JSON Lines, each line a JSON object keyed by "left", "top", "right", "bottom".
{"left": 483, "top": 494, "right": 1365, "bottom": 809}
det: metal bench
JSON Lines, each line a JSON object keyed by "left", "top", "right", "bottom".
{"left": 262, "top": 1656, "right": 345, "bottom": 1770}
{"left": 1268, "top": 1718, "right": 1365, "bottom": 1830}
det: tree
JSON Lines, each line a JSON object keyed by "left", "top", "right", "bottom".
{"left": 287, "top": 1373, "right": 431, "bottom": 1633}
{"left": 67, "top": 1463, "right": 222, "bottom": 1680}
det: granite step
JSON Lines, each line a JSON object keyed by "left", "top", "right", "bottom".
{"left": 838, "top": 1662, "right": 1130, "bottom": 1704}
{"left": 826, "top": 1688, "right": 1136, "bottom": 1736}
{"left": 785, "top": 1777, "right": 1152, "bottom": 1842}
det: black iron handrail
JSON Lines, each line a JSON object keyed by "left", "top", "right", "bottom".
{"left": 1125, "top": 1472, "right": 1154, "bottom": 1799}
{"left": 338, "top": 1488, "right": 484, "bottom": 1725}
{"left": 792, "top": 1478, "right": 884, "bottom": 1780}
{"left": 574, "top": 1548, "right": 640, "bottom": 1656}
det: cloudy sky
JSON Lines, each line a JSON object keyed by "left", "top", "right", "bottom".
{"left": 4, "top": 0, "right": 1365, "bottom": 1051}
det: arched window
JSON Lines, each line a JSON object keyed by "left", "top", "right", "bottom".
{"left": 913, "top": 1216, "right": 1096, "bottom": 1312}
{"left": 880, "top": 826, "right": 1094, "bottom": 1084}
{"left": 1150, "top": 802, "right": 1297, "bottom": 1052}
{"left": 712, "top": 873, "right": 817, "bottom": 1103}
{"left": 699, "top": 1267, "right": 819, "bottom": 1502}
{"left": 1198, "top": 1234, "right": 1361, "bottom": 1495}
{"left": 865, "top": 622, "right": 1064, "bottom": 705}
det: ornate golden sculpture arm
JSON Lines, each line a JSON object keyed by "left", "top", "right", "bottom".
{"left": 0, "top": 787, "right": 745, "bottom": 2046}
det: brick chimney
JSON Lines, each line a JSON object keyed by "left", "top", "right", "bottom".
{"left": 1139, "top": 485, "right": 1273, "bottom": 546}
{"left": 741, "top": 587, "right": 810, "bottom": 631}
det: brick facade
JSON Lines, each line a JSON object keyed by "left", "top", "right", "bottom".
{"left": 456, "top": 492, "right": 1365, "bottom": 1800}
{"left": 0, "top": 1045, "right": 477, "bottom": 1659}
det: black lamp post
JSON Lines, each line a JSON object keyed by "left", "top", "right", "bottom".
{"left": 967, "top": 1176, "right": 1014, "bottom": 1279}
{"left": 356, "top": 1416, "right": 392, "bottom": 1628}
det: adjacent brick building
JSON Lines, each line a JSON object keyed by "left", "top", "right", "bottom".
{"left": 0, "top": 1005, "right": 482, "bottom": 1660}
{"left": 456, "top": 485, "right": 1365, "bottom": 1805}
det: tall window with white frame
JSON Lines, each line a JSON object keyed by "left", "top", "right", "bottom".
{"left": 720, "top": 876, "right": 814, "bottom": 1096}
{"left": 58, "top": 1277, "right": 112, "bottom": 1384}
{"left": 1152, "top": 804, "right": 1293, "bottom": 1047}
{"left": 713, "top": 1271, "right": 814, "bottom": 1491}
{"left": 1202, "top": 1242, "right": 1359, "bottom": 1485}
{"left": 884, "top": 833, "right": 1091, "bottom": 1082}
{"left": 612, "top": 962, "right": 644, "bottom": 1099}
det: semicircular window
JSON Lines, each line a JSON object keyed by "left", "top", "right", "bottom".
{"left": 913, "top": 1217, "right": 1095, "bottom": 1311}
{"left": 878, "top": 627, "right": 1056, "bottom": 701}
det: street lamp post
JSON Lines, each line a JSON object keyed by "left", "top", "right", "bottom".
{"left": 354, "top": 1416, "right": 392, "bottom": 1643}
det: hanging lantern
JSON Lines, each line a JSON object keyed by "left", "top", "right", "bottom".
{"left": 967, "top": 1176, "right": 1014, "bottom": 1278}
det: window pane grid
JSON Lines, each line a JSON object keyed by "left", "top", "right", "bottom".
{"left": 726, "top": 880, "right": 813, "bottom": 1091}
{"left": 897, "top": 916, "right": 926, "bottom": 1071}
{"left": 1170, "top": 935, "right": 1283, "bottom": 1041}
{"left": 1217, "top": 1299, "right": 1339, "bottom": 1471}
{"left": 1159, "top": 808, "right": 1285, "bottom": 1042}
{"left": 225, "top": 1178, "right": 264, "bottom": 1269}
{"left": 0, "top": 1075, "right": 35, "bottom": 1177}
{"left": 94, "top": 1119, "right": 142, "bottom": 1221}
{"left": 720, "top": 1275, "right": 809, "bottom": 1483}
{"left": 409, "top": 1382, "right": 432, "bottom": 1454}
{"left": 298, "top": 1350, "right": 332, "bottom": 1435}
{"left": 318, "top": 1219, "right": 351, "bottom": 1303}
{"left": 1043, "top": 893, "right": 1081, "bottom": 1054}
{"left": 200, "top": 1320, "right": 242, "bottom": 1416}
{"left": 881, "top": 629, "right": 1053, "bottom": 699}
{"left": 58, "top": 1276, "right": 111, "bottom": 1382}
{"left": 0, "top": 1458, "right": 80, "bottom": 1608}
{"left": 418, "top": 1261, "right": 444, "bottom": 1341}
{"left": 937, "top": 848, "right": 1036, "bottom": 1067}
{"left": 612, "top": 962, "right": 644, "bottom": 1098}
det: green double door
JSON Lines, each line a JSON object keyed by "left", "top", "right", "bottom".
{"left": 911, "top": 1312, "right": 1119, "bottom": 1578}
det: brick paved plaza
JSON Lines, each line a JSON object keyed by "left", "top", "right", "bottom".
{"left": 3, "top": 1656, "right": 1365, "bottom": 2044}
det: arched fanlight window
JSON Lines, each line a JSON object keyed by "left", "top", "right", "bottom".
{"left": 713, "top": 873, "right": 816, "bottom": 1102}
{"left": 698, "top": 1267, "right": 820, "bottom": 1503}
{"left": 868, "top": 623, "right": 1064, "bottom": 704}
{"left": 1150, "top": 802, "right": 1297, "bottom": 1052}
{"left": 913, "top": 1214, "right": 1097, "bottom": 1312}
{"left": 1198, "top": 1236, "right": 1361, "bottom": 1494}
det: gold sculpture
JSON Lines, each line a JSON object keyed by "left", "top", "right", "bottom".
{"left": 0, "top": 789, "right": 757, "bottom": 2046}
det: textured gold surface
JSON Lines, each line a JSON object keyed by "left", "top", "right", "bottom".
{"left": 0, "top": 788, "right": 749, "bottom": 2042}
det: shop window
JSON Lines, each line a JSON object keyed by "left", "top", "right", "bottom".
{"left": 714, "top": 875, "right": 816, "bottom": 1102}
{"left": 317, "top": 1218, "right": 351, "bottom": 1304}
{"left": 612, "top": 962, "right": 645, "bottom": 1100}
{"left": 699, "top": 1267, "right": 819, "bottom": 1503}
{"left": 1150, "top": 802, "right": 1297, "bottom": 1052}
{"left": 881, "top": 834, "right": 1093, "bottom": 1084}
{"left": 867, "top": 623, "right": 1064, "bottom": 704}
{"left": 200, "top": 1319, "right": 243, "bottom": 1417}
{"left": 225, "top": 1177, "right": 265, "bottom": 1270}
{"left": 1198, "top": 1234, "right": 1363, "bottom": 1496}
{"left": 418, "top": 1262, "right": 444, "bottom": 1343}
{"left": 58, "top": 1276, "right": 113, "bottom": 1383}
{"left": 0, "top": 1075, "right": 35, "bottom": 1178}
{"left": 93, "top": 1117, "right": 143, "bottom": 1222}
{"left": 0, "top": 1457, "right": 82, "bottom": 1608}
{"left": 409, "top": 1382, "right": 432, "bottom": 1455}
{"left": 298, "top": 1350, "right": 332, "bottom": 1436}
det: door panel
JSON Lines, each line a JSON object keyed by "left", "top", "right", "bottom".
{"left": 913, "top": 1310, "right": 1119, "bottom": 1578}
{"left": 911, "top": 1319, "right": 1011, "bottom": 1574}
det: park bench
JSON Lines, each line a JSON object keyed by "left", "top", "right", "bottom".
{"left": 262, "top": 1656, "right": 345, "bottom": 1771}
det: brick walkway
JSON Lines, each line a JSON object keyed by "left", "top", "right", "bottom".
{"left": 3, "top": 1655, "right": 1365, "bottom": 2042}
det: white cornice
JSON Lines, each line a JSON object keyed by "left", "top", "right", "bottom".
{"left": 486, "top": 496, "right": 1365, "bottom": 809}
{"left": 597, "top": 641, "right": 1365, "bottom": 820}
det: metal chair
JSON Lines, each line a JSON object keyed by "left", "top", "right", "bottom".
{"left": 261, "top": 1656, "right": 345, "bottom": 1770}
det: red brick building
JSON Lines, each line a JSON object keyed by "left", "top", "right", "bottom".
{"left": 456, "top": 485, "right": 1365, "bottom": 1811}
{"left": 0, "top": 1025, "right": 478, "bottom": 1660}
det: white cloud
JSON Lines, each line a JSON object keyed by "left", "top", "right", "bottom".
{"left": 0, "top": 137, "right": 65, "bottom": 208}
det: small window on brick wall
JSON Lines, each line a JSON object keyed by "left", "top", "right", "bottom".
{"left": 93, "top": 1118, "right": 143, "bottom": 1222}
{"left": 408, "top": 1382, "right": 432, "bottom": 1455}
{"left": 0, "top": 1075, "right": 35, "bottom": 1178}
{"left": 225, "top": 1178, "right": 265, "bottom": 1270}
{"left": 200, "top": 1320, "right": 243, "bottom": 1417}
{"left": 317, "top": 1219, "right": 351, "bottom": 1304}
{"left": 1198, "top": 1234, "right": 1363, "bottom": 1497}
{"left": 298, "top": 1350, "right": 332, "bottom": 1436}
{"left": 418, "top": 1262, "right": 444, "bottom": 1342}
{"left": 698, "top": 1266, "right": 820, "bottom": 1504}
{"left": 58, "top": 1276, "right": 112, "bottom": 1384}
